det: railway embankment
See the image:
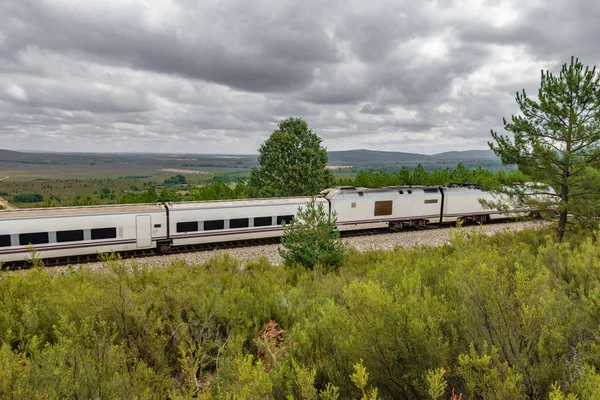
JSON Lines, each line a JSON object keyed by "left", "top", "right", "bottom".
{"left": 0, "top": 196, "right": 17, "bottom": 210}
{"left": 58, "top": 220, "right": 547, "bottom": 272}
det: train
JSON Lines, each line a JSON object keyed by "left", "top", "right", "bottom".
{"left": 0, "top": 184, "right": 531, "bottom": 263}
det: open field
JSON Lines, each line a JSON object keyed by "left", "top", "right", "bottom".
{"left": 0, "top": 177, "right": 152, "bottom": 207}
{"left": 0, "top": 150, "right": 258, "bottom": 207}
{"left": 0, "top": 150, "right": 255, "bottom": 181}
{"left": 159, "top": 168, "right": 211, "bottom": 174}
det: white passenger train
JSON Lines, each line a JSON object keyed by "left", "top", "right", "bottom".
{"left": 0, "top": 184, "right": 527, "bottom": 263}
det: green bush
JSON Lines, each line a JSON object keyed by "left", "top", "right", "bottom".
{"left": 164, "top": 174, "right": 187, "bottom": 185}
{"left": 12, "top": 193, "right": 44, "bottom": 203}
{"left": 4, "top": 226, "right": 600, "bottom": 398}
{"left": 188, "top": 180, "right": 246, "bottom": 201}
{"left": 279, "top": 197, "right": 345, "bottom": 270}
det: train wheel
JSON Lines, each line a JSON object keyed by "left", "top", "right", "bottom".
{"left": 158, "top": 243, "right": 172, "bottom": 253}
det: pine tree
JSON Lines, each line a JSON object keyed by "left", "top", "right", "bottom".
{"left": 279, "top": 197, "right": 345, "bottom": 270}
{"left": 489, "top": 57, "right": 600, "bottom": 241}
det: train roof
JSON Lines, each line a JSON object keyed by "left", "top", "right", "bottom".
{"left": 166, "top": 196, "right": 323, "bottom": 210}
{"left": 319, "top": 185, "right": 484, "bottom": 200}
{"left": 319, "top": 186, "right": 437, "bottom": 199}
{"left": 0, "top": 203, "right": 165, "bottom": 219}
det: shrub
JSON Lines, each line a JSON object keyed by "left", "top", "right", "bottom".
{"left": 279, "top": 197, "right": 345, "bottom": 270}
{"left": 4, "top": 225, "right": 600, "bottom": 398}
{"left": 164, "top": 174, "right": 187, "bottom": 185}
{"left": 12, "top": 193, "right": 43, "bottom": 203}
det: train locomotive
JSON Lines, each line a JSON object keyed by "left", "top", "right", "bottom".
{"left": 0, "top": 184, "right": 526, "bottom": 263}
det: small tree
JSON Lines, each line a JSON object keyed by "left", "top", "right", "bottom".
{"left": 279, "top": 197, "right": 345, "bottom": 270}
{"left": 489, "top": 57, "right": 600, "bottom": 241}
{"left": 248, "top": 118, "right": 336, "bottom": 198}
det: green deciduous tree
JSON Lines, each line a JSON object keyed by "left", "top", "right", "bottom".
{"left": 489, "top": 57, "right": 600, "bottom": 241}
{"left": 248, "top": 118, "right": 335, "bottom": 198}
{"left": 279, "top": 197, "right": 344, "bottom": 270}
{"left": 164, "top": 174, "right": 187, "bottom": 185}
{"left": 188, "top": 180, "right": 245, "bottom": 201}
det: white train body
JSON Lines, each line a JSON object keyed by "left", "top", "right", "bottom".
{"left": 0, "top": 185, "right": 540, "bottom": 264}
{"left": 167, "top": 197, "right": 327, "bottom": 246}
{"left": 322, "top": 186, "right": 443, "bottom": 231}
{"left": 322, "top": 185, "right": 521, "bottom": 230}
{"left": 441, "top": 186, "right": 512, "bottom": 222}
{"left": 0, "top": 204, "right": 167, "bottom": 263}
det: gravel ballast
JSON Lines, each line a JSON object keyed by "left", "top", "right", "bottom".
{"left": 59, "top": 220, "right": 547, "bottom": 272}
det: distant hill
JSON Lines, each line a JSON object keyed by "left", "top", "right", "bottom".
{"left": 432, "top": 150, "right": 498, "bottom": 160}
{"left": 0, "top": 149, "right": 90, "bottom": 165}
{"left": 0, "top": 149, "right": 33, "bottom": 161}
{"left": 0, "top": 148, "right": 502, "bottom": 169}
{"left": 327, "top": 149, "right": 433, "bottom": 165}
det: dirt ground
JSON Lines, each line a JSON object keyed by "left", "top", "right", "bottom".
{"left": 0, "top": 196, "right": 17, "bottom": 210}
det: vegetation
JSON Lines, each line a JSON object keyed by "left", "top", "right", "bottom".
{"left": 248, "top": 117, "right": 336, "bottom": 197}
{"left": 12, "top": 193, "right": 44, "bottom": 203}
{"left": 164, "top": 174, "right": 188, "bottom": 185}
{"left": 3, "top": 227, "right": 600, "bottom": 398}
{"left": 279, "top": 197, "right": 345, "bottom": 270}
{"left": 188, "top": 180, "right": 247, "bottom": 201}
{"left": 338, "top": 163, "right": 517, "bottom": 190}
{"left": 490, "top": 57, "right": 600, "bottom": 241}
{"left": 112, "top": 181, "right": 248, "bottom": 205}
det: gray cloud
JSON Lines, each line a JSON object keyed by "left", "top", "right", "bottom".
{"left": 0, "top": 0, "right": 599, "bottom": 154}
{"left": 360, "top": 103, "right": 393, "bottom": 115}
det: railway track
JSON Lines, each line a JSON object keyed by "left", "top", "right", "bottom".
{"left": 3, "top": 218, "right": 524, "bottom": 270}
{"left": 3, "top": 236, "right": 283, "bottom": 270}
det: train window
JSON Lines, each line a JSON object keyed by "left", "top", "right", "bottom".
{"left": 351, "top": 202, "right": 357, "bottom": 208}
{"left": 91, "top": 227, "right": 117, "bottom": 240}
{"left": 154, "top": 224, "right": 161, "bottom": 228}
{"left": 423, "top": 188, "right": 439, "bottom": 194}
{"left": 19, "top": 232, "right": 49, "bottom": 246}
{"left": 0, "top": 235, "right": 11, "bottom": 247}
{"left": 254, "top": 216, "right": 272, "bottom": 227}
{"left": 57, "top": 230, "right": 84, "bottom": 243}
{"left": 230, "top": 218, "right": 249, "bottom": 229}
{"left": 358, "top": 192, "right": 364, "bottom": 197}
{"left": 424, "top": 199, "right": 439, "bottom": 204}
{"left": 177, "top": 221, "right": 198, "bottom": 233}
{"left": 204, "top": 220, "right": 224, "bottom": 231}
{"left": 374, "top": 201, "right": 393, "bottom": 216}
{"left": 277, "top": 215, "right": 294, "bottom": 225}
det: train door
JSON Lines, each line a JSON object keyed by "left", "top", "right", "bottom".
{"left": 136, "top": 215, "right": 152, "bottom": 248}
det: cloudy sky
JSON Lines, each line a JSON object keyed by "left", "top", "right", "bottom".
{"left": 1, "top": 0, "right": 598, "bottom": 154}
